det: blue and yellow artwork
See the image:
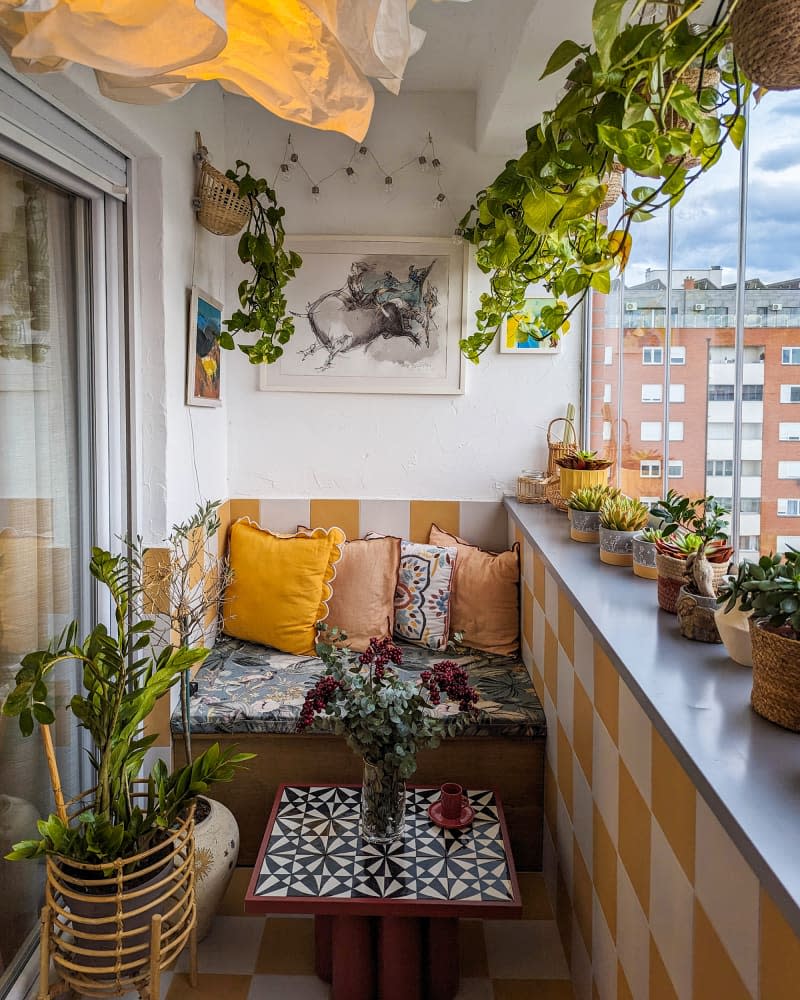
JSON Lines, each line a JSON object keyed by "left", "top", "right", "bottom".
{"left": 502, "top": 297, "right": 560, "bottom": 354}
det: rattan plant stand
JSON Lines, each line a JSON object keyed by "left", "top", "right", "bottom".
{"left": 37, "top": 796, "right": 197, "bottom": 1000}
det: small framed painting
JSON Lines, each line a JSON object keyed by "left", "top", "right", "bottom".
{"left": 187, "top": 286, "right": 222, "bottom": 407}
{"left": 501, "top": 297, "right": 561, "bottom": 354}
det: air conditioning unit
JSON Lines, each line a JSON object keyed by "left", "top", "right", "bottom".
{"left": 770, "top": 303, "right": 783, "bottom": 311}
{"left": 693, "top": 303, "right": 706, "bottom": 312}
{"left": 625, "top": 302, "right": 637, "bottom": 312}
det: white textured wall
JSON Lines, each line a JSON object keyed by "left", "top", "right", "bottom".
{"left": 224, "top": 90, "right": 582, "bottom": 500}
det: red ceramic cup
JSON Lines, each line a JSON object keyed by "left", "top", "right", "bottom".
{"left": 439, "top": 782, "right": 465, "bottom": 821}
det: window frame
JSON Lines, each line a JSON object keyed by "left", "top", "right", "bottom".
{"left": 642, "top": 346, "right": 664, "bottom": 365}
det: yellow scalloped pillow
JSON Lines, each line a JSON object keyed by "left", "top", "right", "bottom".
{"left": 224, "top": 519, "right": 345, "bottom": 655}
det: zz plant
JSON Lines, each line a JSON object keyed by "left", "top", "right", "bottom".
{"left": 459, "top": 0, "right": 750, "bottom": 361}
{"left": 222, "top": 161, "right": 302, "bottom": 365}
{"left": 2, "top": 547, "right": 252, "bottom": 867}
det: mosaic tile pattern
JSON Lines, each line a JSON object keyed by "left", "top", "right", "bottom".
{"left": 253, "top": 786, "right": 514, "bottom": 904}
{"left": 511, "top": 511, "right": 800, "bottom": 1000}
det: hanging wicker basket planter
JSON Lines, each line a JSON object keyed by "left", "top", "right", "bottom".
{"left": 600, "top": 162, "right": 625, "bottom": 210}
{"left": 196, "top": 160, "right": 251, "bottom": 237}
{"left": 732, "top": 0, "right": 800, "bottom": 91}
{"left": 664, "top": 66, "right": 721, "bottom": 170}
{"left": 749, "top": 621, "right": 800, "bottom": 731}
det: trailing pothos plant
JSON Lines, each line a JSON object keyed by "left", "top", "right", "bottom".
{"left": 459, "top": 0, "right": 751, "bottom": 362}
{"left": 222, "top": 161, "right": 302, "bottom": 365}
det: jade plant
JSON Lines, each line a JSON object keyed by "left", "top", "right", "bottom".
{"left": 222, "top": 161, "right": 302, "bottom": 365}
{"left": 556, "top": 449, "right": 613, "bottom": 471}
{"left": 719, "top": 549, "right": 800, "bottom": 640}
{"left": 459, "top": 0, "right": 750, "bottom": 361}
{"left": 2, "top": 547, "right": 252, "bottom": 867}
{"left": 599, "top": 496, "right": 649, "bottom": 532}
{"left": 567, "top": 484, "right": 621, "bottom": 512}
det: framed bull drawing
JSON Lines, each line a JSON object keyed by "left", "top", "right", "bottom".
{"left": 258, "top": 236, "right": 466, "bottom": 394}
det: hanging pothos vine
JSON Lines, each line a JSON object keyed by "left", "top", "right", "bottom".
{"left": 459, "top": 0, "right": 751, "bottom": 362}
{"left": 220, "top": 160, "right": 302, "bottom": 365}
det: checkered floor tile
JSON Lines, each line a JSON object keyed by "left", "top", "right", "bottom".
{"left": 71, "top": 869, "right": 572, "bottom": 1000}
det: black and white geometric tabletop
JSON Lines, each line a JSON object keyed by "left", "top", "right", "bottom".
{"left": 253, "top": 786, "right": 515, "bottom": 904}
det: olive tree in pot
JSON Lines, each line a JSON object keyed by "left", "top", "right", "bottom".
{"left": 146, "top": 500, "right": 240, "bottom": 942}
{"left": 668, "top": 497, "right": 731, "bottom": 643}
{"left": 2, "top": 547, "right": 252, "bottom": 999}
{"left": 720, "top": 548, "right": 800, "bottom": 729}
{"left": 566, "top": 485, "right": 621, "bottom": 542}
{"left": 598, "top": 496, "right": 649, "bottom": 567}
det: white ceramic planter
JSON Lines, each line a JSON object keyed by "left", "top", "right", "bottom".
{"left": 599, "top": 526, "right": 636, "bottom": 566}
{"left": 631, "top": 534, "right": 658, "bottom": 580}
{"left": 194, "top": 796, "right": 240, "bottom": 941}
{"left": 713, "top": 606, "right": 753, "bottom": 666}
{"left": 570, "top": 509, "right": 601, "bottom": 543}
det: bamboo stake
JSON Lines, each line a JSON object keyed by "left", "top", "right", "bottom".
{"left": 40, "top": 724, "right": 67, "bottom": 824}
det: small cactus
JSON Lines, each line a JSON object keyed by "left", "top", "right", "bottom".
{"left": 599, "top": 496, "right": 649, "bottom": 532}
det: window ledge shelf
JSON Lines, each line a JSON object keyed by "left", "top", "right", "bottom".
{"left": 505, "top": 496, "right": 800, "bottom": 937}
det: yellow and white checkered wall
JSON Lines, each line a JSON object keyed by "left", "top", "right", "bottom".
{"left": 510, "top": 515, "right": 800, "bottom": 1000}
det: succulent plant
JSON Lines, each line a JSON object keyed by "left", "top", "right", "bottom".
{"left": 599, "top": 496, "right": 649, "bottom": 532}
{"left": 639, "top": 527, "right": 663, "bottom": 543}
{"left": 566, "top": 484, "right": 621, "bottom": 512}
{"left": 719, "top": 549, "right": 800, "bottom": 640}
{"left": 556, "top": 449, "right": 613, "bottom": 471}
{"left": 651, "top": 491, "right": 733, "bottom": 597}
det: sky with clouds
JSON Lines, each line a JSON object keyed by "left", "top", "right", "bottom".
{"left": 620, "top": 92, "right": 800, "bottom": 289}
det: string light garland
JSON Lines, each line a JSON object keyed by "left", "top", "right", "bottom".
{"left": 274, "top": 133, "right": 463, "bottom": 242}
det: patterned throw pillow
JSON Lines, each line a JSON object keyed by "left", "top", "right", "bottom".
{"left": 393, "top": 540, "right": 457, "bottom": 651}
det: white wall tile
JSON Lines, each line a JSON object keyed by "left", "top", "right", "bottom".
{"left": 618, "top": 682, "right": 652, "bottom": 806}
{"left": 542, "top": 822, "right": 558, "bottom": 912}
{"left": 592, "top": 715, "right": 619, "bottom": 847}
{"left": 523, "top": 541, "right": 534, "bottom": 588}
{"left": 592, "top": 892, "right": 618, "bottom": 1000}
{"left": 533, "top": 602, "right": 546, "bottom": 675}
{"left": 573, "top": 757, "right": 594, "bottom": 878}
{"left": 459, "top": 500, "right": 508, "bottom": 552}
{"left": 545, "top": 567, "right": 559, "bottom": 630}
{"left": 695, "top": 795, "right": 760, "bottom": 996}
{"left": 556, "top": 791, "right": 574, "bottom": 898}
{"left": 521, "top": 637, "right": 533, "bottom": 678}
{"left": 617, "top": 863, "right": 650, "bottom": 1000}
{"left": 650, "top": 819, "right": 694, "bottom": 1000}
{"left": 259, "top": 498, "right": 310, "bottom": 533}
{"left": 573, "top": 611, "right": 594, "bottom": 696}
{"left": 358, "top": 499, "right": 409, "bottom": 539}
{"left": 571, "top": 918, "right": 593, "bottom": 1000}
{"left": 557, "top": 647, "right": 575, "bottom": 743}
{"left": 544, "top": 689, "right": 558, "bottom": 770}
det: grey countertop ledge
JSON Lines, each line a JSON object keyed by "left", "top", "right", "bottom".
{"left": 505, "top": 497, "right": 800, "bottom": 937}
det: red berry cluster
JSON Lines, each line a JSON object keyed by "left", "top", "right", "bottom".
{"left": 421, "top": 660, "right": 479, "bottom": 713}
{"left": 358, "top": 636, "right": 403, "bottom": 681}
{"left": 296, "top": 674, "right": 342, "bottom": 731}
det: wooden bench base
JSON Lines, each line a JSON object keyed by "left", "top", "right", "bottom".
{"left": 174, "top": 733, "right": 544, "bottom": 870}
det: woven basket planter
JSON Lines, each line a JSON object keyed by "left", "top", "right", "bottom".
{"left": 600, "top": 162, "right": 625, "bottom": 210}
{"left": 545, "top": 476, "right": 568, "bottom": 512}
{"left": 732, "top": 0, "right": 800, "bottom": 91}
{"left": 517, "top": 472, "right": 549, "bottom": 504}
{"left": 39, "top": 796, "right": 197, "bottom": 1000}
{"left": 196, "top": 161, "right": 251, "bottom": 237}
{"left": 665, "top": 66, "right": 721, "bottom": 170}
{"left": 750, "top": 622, "right": 800, "bottom": 731}
{"left": 546, "top": 417, "right": 577, "bottom": 478}
{"left": 656, "top": 553, "right": 729, "bottom": 614}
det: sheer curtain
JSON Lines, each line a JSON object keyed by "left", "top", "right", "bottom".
{"left": 0, "top": 159, "right": 83, "bottom": 985}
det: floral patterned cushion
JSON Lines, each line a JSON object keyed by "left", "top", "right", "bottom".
{"left": 170, "top": 633, "right": 545, "bottom": 739}
{"left": 393, "top": 540, "right": 457, "bottom": 651}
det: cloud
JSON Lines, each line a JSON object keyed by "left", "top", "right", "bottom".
{"left": 755, "top": 144, "right": 800, "bottom": 173}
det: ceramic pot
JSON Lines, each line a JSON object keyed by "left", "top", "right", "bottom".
{"left": 676, "top": 587, "right": 722, "bottom": 643}
{"left": 361, "top": 759, "right": 406, "bottom": 844}
{"left": 558, "top": 466, "right": 610, "bottom": 500}
{"left": 714, "top": 606, "right": 753, "bottom": 666}
{"left": 194, "top": 796, "right": 240, "bottom": 941}
{"left": 632, "top": 534, "right": 658, "bottom": 580}
{"left": 570, "top": 509, "right": 600, "bottom": 543}
{"left": 598, "top": 526, "right": 636, "bottom": 566}
{"left": 750, "top": 621, "right": 800, "bottom": 731}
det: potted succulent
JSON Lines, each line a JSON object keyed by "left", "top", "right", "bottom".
{"left": 719, "top": 548, "right": 800, "bottom": 730}
{"left": 297, "top": 632, "right": 478, "bottom": 844}
{"left": 2, "top": 547, "right": 252, "bottom": 997}
{"left": 566, "top": 485, "right": 621, "bottom": 542}
{"left": 556, "top": 450, "right": 613, "bottom": 499}
{"left": 632, "top": 527, "right": 662, "bottom": 580}
{"left": 651, "top": 491, "right": 733, "bottom": 614}
{"left": 598, "top": 496, "right": 649, "bottom": 566}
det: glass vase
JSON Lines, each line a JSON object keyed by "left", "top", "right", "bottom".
{"left": 360, "top": 759, "right": 406, "bottom": 844}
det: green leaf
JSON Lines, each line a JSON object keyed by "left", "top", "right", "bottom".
{"left": 33, "top": 703, "right": 55, "bottom": 726}
{"left": 540, "top": 39, "right": 584, "bottom": 79}
{"left": 592, "top": 0, "right": 628, "bottom": 69}
{"left": 522, "top": 190, "right": 562, "bottom": 233}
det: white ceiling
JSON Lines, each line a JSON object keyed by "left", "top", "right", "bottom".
{"left": 403, "top": 0, "right": 594, "bottom": 153}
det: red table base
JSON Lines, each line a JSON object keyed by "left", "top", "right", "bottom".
{"left": 315, "top": 914, "right": 459, "bottom": 1000}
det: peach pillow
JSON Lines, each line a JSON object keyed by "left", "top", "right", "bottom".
{"left": 429, "top": 524, "right": 520, "bottom": 657}
{"left": 224, "top": 519, "right": 344, "bottom": 655}
{"left": 323, "top": 536, "right": 401, "bottom": 652}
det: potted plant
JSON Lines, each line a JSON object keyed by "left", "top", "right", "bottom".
{"left": 297, "top": 632, "right": 479, "bottom": 843}
{"left": 566, "top": 484, "right": 620, "bottom": 542}
{"left": 719, "top": 548, "right": 800, "bottom": 730}
{"left": 2, "top": 546, "right": 252, "bottom": 997}
{"left": 598, "top": 496, "right": 649, "bottom": 566}
{"left": 556, "top": 450, "right": 613, "bottom": 499}
{"left": 632, "top": 527, "right": 662, "bottom": 580}
{"left": 145, "top": 501, "right": 238, "bottom": 942}
{"left": 220, "top": 161, "right": 302, "bottom": 365}
{"left": 651, "top": 491, "right": 733, "bottom": 614}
